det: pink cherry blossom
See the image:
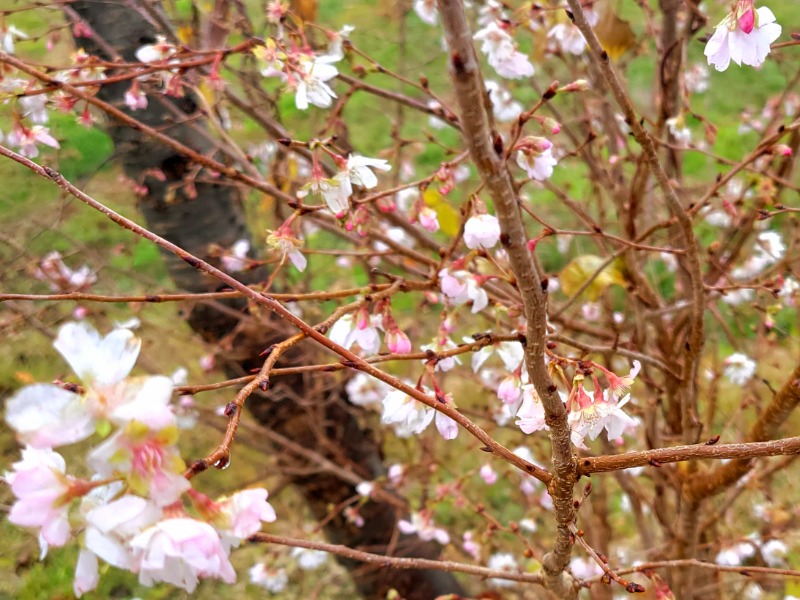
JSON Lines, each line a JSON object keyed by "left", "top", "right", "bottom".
{"left": 129, "top": 518, "right": 236, "bottom": 592}
{"left": 6, "top": 123, "right": 60, "bottom": 158}
{"left": 479, "top": 464, "right": 498, "bottom": 485}
{"left": 5, "top": 446, "right": 74, "bottom": 554}
{"left": 220, "top": 239, "right": 250, "bottom": 272}
{"left": 515, "top": 384, "right": 548, "bottom": 434}
{"left": 418, "top": 206, "right": 440, "bottom": 232}
{"left": 215, "top": 488, "right": 277, "bottom": 544}
{"left": 386, "top": 326, "right": 412, "bottom": 354}
{"left": 515, "top": 137, "right": 557, "bottom": 181}
{"left": 434, "top": 393, "right": 459, "bottom": 440}
{"left": 704, "top": 3, "right": 781, "bottom": 71}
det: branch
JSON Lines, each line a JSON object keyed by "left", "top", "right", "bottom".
{"left": 579, "top": 436, "right": 800, "bottom": 475}
{"left": 435, "top": 1, "right": 577, "bottom": 596}
{"left": 250, "top": 532, "right": 544, "bottom": 586}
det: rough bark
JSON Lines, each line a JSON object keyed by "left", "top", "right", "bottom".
{"left": 68, "top": 2, "right": 463, "bottom": 597}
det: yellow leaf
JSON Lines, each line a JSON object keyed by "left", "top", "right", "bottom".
{"left": 422, "top": 188, "right": 460, "bottom": 236}
{"left": 559, "top": 255, "right": 626, "bottom": 301}
{"left": 594, "top": 4, "right": 637, "bottom": 61}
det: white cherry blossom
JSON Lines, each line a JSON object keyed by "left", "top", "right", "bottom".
{"left": 704, "top": 3, "right": 781, "bottom": 71}
{"left": 474, "top": 22, "right": 534, "bottom": 79}
{"left": 294, "top": 55, "right": 338, "bottom": 110}
{"left": 724, "top": 352, "right": 756, "bottom": 385}
{"left": 464, "top": 213, "right": 501, "bottom": 249}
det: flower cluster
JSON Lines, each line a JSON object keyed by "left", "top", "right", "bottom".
{"left": 3, "top": 322, "right": 277, "bottom": 596}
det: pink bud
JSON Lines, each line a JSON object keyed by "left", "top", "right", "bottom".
{"left": 737, "top": 2, "right": 755, "bottom": 34}
{"left": 774, "top": 144, "right": 792, "bottom": 157}
{"left": 386, "top": 328, "right": 412, "bottom": 354}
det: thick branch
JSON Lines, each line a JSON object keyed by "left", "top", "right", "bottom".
{"left": 435, "top": 1, "right": 577, "bottom": 596}
{"left": 580, "top": 436, "right": 800, "bottom": 475}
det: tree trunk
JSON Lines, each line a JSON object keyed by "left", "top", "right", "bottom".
{"left": 68, "top": 2, "right": 463, "bottom": 597}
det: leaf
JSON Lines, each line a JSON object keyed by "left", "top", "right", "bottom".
{"left": 559, "top": 255, "right": 626, "bottom": 301}
{"left": 594, "top": 4, "right": 637, "bottom": 61}
{"left": 422, "top": 188, "right": 460, "bottom": 236}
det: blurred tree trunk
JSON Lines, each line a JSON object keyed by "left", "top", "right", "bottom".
{"left": 68, "top": 2, "right": 463, "bottom": 598}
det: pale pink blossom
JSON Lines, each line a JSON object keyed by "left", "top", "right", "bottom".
{"left": 704, "top": 2, "right": 781, "bottom": 71}
{"left": 439, "top": 268, "right": 488, "bottom": 313}
{"left": 516, "top": 137, "right": 557, "bottom": 181}
{"left": 381, "top": 388, "right": 434, "bottom": 438}
{"left": 220, "top": 239, "right": 250, "bottom": 272}
{"left": 462, "top": 531, "right": 481, "bottom": 559}
{"left": 293, "top": 55, "right": 339, "bottom": 110}
{"left": 474, "top": 22, "right": 534, "bottom": 79}
{"left": 5, "top": 446, "right": 73, "bottom": 554}
{"left": 479, "top": 464, "right": 498, "bottom": 485}
{"left": 88, "top": 428, "right": 189, "bottom": 506}
{"left": 398, "top": 510, "right": 450, "bottom": 545}
{"left": 292, "top": 547, "right": 329, "bottom": 570}
{"left": 33, "top": 251, "right": 96, "bottom": 292}
{"left": 329, "top": 313, "right": 382, "bottom": 355}
{"left": 267, "top": 227, "right": 307, "bottom": 272}
{"left": 215, "top": 488, "right": 277, "bottom": 545}
{"left": 249, "top": 563, "right": 288, "bottom": 592}
{"left": 515, "top": 385, "right": 547, "bottom": 434}
{"left": 345, "top": 372, "right": 391, "bottom": 407}
{"left": 130, "top": 518, "right": 236, "bottom": 592}
{"left": 124, "top": 80, "right": 148, "bottom": 110}
{"left": 497, "top": 373, "right": 523, "bottom": 404}
{"left": 418, "top": 206, "right": 440, "bottom": 232}
{"left": 413, "top": 0, "right": 438, "bottom": 26}
{"left": 485, "top": 80, "right": 523, "bottom": 122}
{"left": 464, "top": 214, "right": 501, "bottom": 249}
{"left": 434, "top": 393, "right": 459, "bottom": 440}
{"left": 6, "top": 123, "right": 59, "bottom": 158}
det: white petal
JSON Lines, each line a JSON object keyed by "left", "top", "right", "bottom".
{"left": 5, "top": 384, "right": 94, "bottom": 447}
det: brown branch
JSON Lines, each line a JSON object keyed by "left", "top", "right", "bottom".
{"left": 435, "top": 1, "right": 578, "bottom": 596}
{"left": 250, "top": 532, "right": 544, "bottom": 586}
{"left": 579, "top": 436, "right": 800, "bottom": 475}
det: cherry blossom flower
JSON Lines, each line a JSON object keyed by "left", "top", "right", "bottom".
{"left": 570, "top": 556, "right": 603, "bottom": 579}
{"left": 439, "top": 268, "right": 489, "bottom": 313}
{"left": 418, "top": 206, "right": 440, "bottom": 232}
{"left": 666, "top": 114, "right": 692, "bottom": 145}
{"left": 1, "top": 24, "right": 28, "bottom": 54}
{"left": 704, "top": 2, "right": 781, "bottom": 71}
{"left": 547, "top": 9, "right": 597, "bottom": 55}
{"left": 4, "top": 446, "right": 74, "bottom": 555}
{"left": 213, "top": 488, "right": 277, "bottom": 546}
{"left": 220, "top": 239, "right": 250, "bottom": 272}
{"left": 479, "top": 464, "right": 498, "bottom": 485}
{"left": 569, "top": 385, "right": 638, "bottom": 447}
{"left": 462, "top": 531, "right": 481, "bottom": 559}
{"left": 471, "top": 340, "right": 524, "bottom": 373}
{"left": 381, "top": 388, "right": 434, "bottom": 437}
{"left": 337, "top": 154, "right": 391, "bottom": 190}
{"left": 515, "top": 384, "right": 547, "bottom": 434}
{"left": 398, "top": 510, "right": 450, "bottom": 544}
{"left": 434, "top": 393, "right": 459, "bottom": 440}
{"left": 487, "top": 552, "right": 518, "bottom": 587}
{"left": 20, "top": 94, "right": 49, "bottom": 124}
{"left": 345, "top": 371, "right": 391, "bottom": 407}
{"left": 135, "top": 36, "right": 177, "bottom": 63}
{"left": 129, "top": 518, "right": 236, "bottom": 592}
{"left": 723, "top": 352, "right": 756, "bottom": 385}
{"left": 420, "top": 335, "right": 461, "bottom": 371}
{"left": 267, "top": 227, "right": 307, "bottom": 272}
{"left": 33, "top": 251, "right": 96, "bottom": 292}
{"left": 325, "top": 25, "right": 355, "bottom": 62}
{"left": 293, "top": 55, "right": 339, "bottom": 110}
{"left": 686, "top": 63, "right": 710, "bottom": 94}
{"left": 485, "top": 80, "right": 523, "bottom": 122}
{"left": 292, "top": 547, "right": 329, "bottom": 570}
{"left": 6, "top": 123, "right": 59, "bottom": 158}
{"left": 474, "top": 22, "right": 534, "bottom": 79}
{"left": 413, "top": 0, "right": 438, "bottom": 26}
{"left": 497, "top": 372, "right": 524, "bottom": 404}
{"left": 516, "top": 137, "right": 557, "bottom": 181}
{"left": 78, "top": 494, "right": 162, "bottom": 594}
{"left": 124, "top": 80, "right": 148, "bottom": 111}
{"left": 329, "top": 312, "right": 382, "bottom": 355}
{"left": 464, "top": 213, "right": 501, "bottom": 249}
{"left": 249, "top": 563, "right": 288, "bottom": 592}
{"left": 88, "top": 425, "right": 189, "bottom": 506}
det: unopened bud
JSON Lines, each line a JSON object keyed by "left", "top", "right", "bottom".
{"left": 560, "top": 79, "right": 590, "bottom": 93}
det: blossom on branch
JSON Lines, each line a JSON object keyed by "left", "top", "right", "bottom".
{"left": 474, "top": 22, "right": 534, "bottom": 79}
{"left": 464, "top": 213, "right": 501, "bottom": 249}
{"left": 704, "top": 1, "right": 781, "bottom": 71}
